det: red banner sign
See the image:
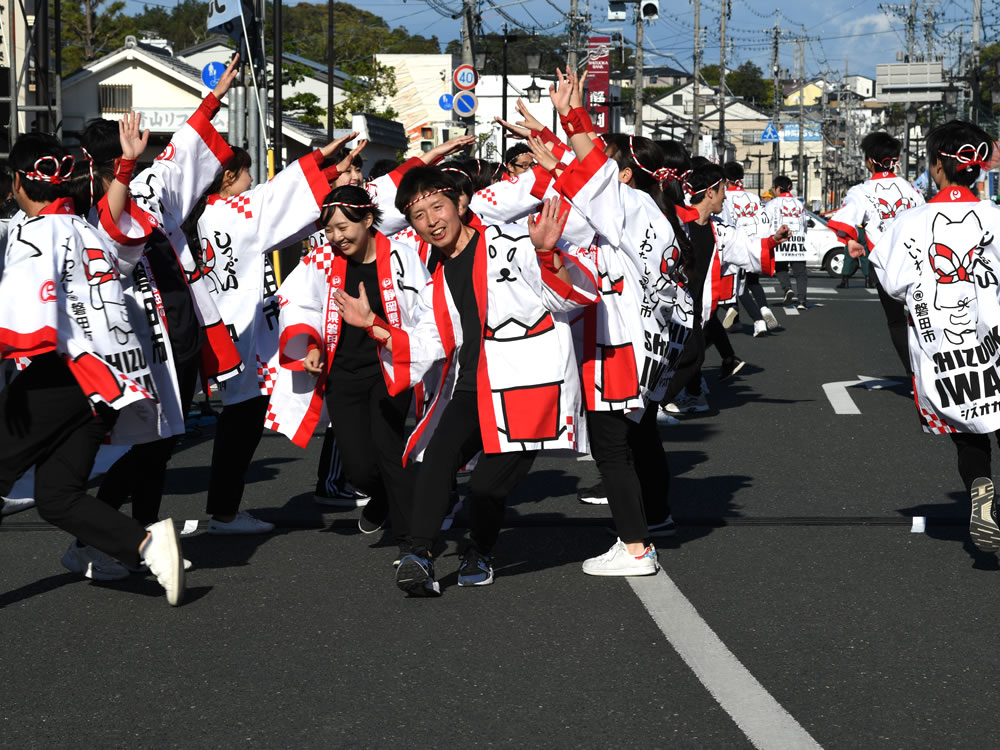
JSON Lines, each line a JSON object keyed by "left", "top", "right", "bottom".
{"left": 586, "top": 37, "right": 611, "bottom": 135}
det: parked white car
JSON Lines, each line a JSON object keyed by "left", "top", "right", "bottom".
{"left": 802, "top": 210, "right": 852, "bottom": 277}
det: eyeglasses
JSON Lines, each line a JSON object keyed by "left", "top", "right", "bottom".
{"left": 511, "top": 159, "right": 536, "bottom": 171}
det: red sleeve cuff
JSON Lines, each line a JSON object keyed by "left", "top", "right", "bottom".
{"left": 553, "top": 147, "right": 608, "bottom": 200}
{"left": 759, "top": 239, "right": 776, "bottom": 276}
{"left": 299, "top": 153, "right": 331, "bottom": 206}
{"left": 390, "top": 157, "right": 425, "bottom": 186}
{"left": 827, "top": 219, "right": 858, "bottom": 244}
{"left": 188, "top": 93, "right": 232, "bottom": 166}
{"left": 197, "top": 92, "right": 221, "bottom": 119}
{"left": 279, "top": 324, "right": 323, "bottom": 369}
{"left": 529, "top": 164, "right": 554, "bottom": 200}
{"left": 97, "top": 196, "right": 156, "bottom": 246}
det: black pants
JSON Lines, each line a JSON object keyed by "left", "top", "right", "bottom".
{"left": 776, "top": 261, "right": 808, "bottom": 302}
{"left": 206, "top": 395, "right": 269, "bottom": 516}
{"left": 0, "top": 354, "right": 145, "bottom": 567}
{"left": 875, "top": 278, "right": 912, "bottom": 375}
{"left": 315, "top": 426, "right": 346, "bottom": 495}
{"left": 950, "top": 431, "right": 1000, "bottom": 494}
{"left": 98, "top": 353, "right": 201, "bottom": 525}
{"left": 631, "top": 404, "right": 672, "bottom": 524}
{"left": 663, "top": 325, "right": 706, "bottom": 403}
{"left": 408, "top": 389, "right": 536, "bottom": 555}
{"left": 739, "top": 273, "right": 767, "bottom": 321}
{"left": 587, "top": 410, "right": 649, "bottom": 542}
{"left": 704, "top": 312, "right": 736, "bottom": 360}
{"left": 326, "top": 371, "right": 413, "bottom": 544}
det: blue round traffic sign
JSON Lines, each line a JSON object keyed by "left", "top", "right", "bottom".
{"left": 439, "top": 93, "right": 454, "bottom": 111}
{"left": 202, "top": 61, "right": 227, "bottom": 90}
{"left": 453, "top": 91, "right": 478, "bottom": 117}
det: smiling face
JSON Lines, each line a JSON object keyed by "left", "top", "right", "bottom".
{"left": 334, "top": 162, "right": 364, "bottom": 188}
{"left": 408, "top": 191, "right": 464, "bottom": 250}
{"left": 324, "top": 207, "right": 374, "bottom": 259}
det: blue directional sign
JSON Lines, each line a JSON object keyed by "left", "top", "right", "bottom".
{"left": 202, "top": 61, "right": 227, "bottom": 90}
{"left": 453, "top": 91, "right": 478, "bottom": 117}
{"left": 761, "top": 121, "right": 780, "bottom": 143}
{"left": 439, "top": 93, "right": 454, "bottom": 111}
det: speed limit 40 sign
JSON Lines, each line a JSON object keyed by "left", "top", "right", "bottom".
{"left": 453, "top": 64, "right": 478, "bottom": 91}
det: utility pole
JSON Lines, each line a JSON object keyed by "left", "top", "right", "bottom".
{"left": 568, "top": 0, "right": 579, "bottom": 70}
{"left": 797, "top": 33, "right": 805, "bottom": 199}
{"left": 770, "top": 10, "right": 780, "bottom": 184}
{"left": 820, "top": 70, "right": 828, "bottom": 210}
{"left": 327, "top": 0, "right": 334, "bottom": 140}
{"left": 691, "top": 0, "right": 700, "bottom": 153}
{"left": 634, "top": 6, "right": 644, "bottom": 137}
{"left": 906, "top": 0, "right": 916, "bottom": 61}
{"left": 460, "top": 0, "right": 477, "bottom": 133}
{"left": 972, "top": 0, "right": 982, "bottom": 123}
{"left": 717, "top": 0, "right": 727, "bottom": 160}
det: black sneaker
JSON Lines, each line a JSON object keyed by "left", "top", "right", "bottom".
{"left": 718, "top": 357, "right": 745, "bottom": 381}
{"left": 314, "top": 484, "right": 370, "bottom": 508}
{"left": 969, "top": 478, "right": 1000, "bottom": 553}
{"left": 782, "top": 289, "right": 794, "bottom": 305}
{"left": 395, "top": 552, "right": 442, "bottom": 596}
{"left": 648, "top": 516, "right": 677, "bottom": 538}
{"left": 578, "top": 481, "right": 608, "bottom": 505}
{"left": 457, "top": 547, "right": 494, "bottom": 586}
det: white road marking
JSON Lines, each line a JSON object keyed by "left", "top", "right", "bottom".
{"left": 783, "top": 307, "right": 800, "bottom": 316}
{"left": 629, "top": 572, "right": 823, "bottom": 750}
{"left": 181, "top": 519, "right": 199, "bottom": 535}
{"left": 911, "top": 516, "right": 926, "bottom": 533}
{"left": 822, "top": 375, "right": 899, "bottom": 414}
{"left": 866, "top": 288, "right": 878, "bottom": 295}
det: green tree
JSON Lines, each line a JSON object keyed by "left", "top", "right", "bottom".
{"left": 726, "top": 61, "right": 774, "bottom": 109}
{"left": 60, "top": 0, "right": 137, "bottom": 74}
{"left": 132, "top": 0, "right": 212, "bottom": 54}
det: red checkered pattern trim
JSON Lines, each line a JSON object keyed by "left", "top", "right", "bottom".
{"left": 118, "top": 372, "right": 152, "bottom": 400}
{"left": 311, "top": 246, "right": 336, "bottom": 274}
{"left": 226, "top": 194, "right": 254, "bottom": 219}
{"left": 256, "top": 355, "right": 278, "bottom": 397}
{"left": 263, "top": 405, "right": 281, "bottom": 432}
{"left": 14, "top": 357, "right": 30, "bottom": 371}
{"left": 392, "top": 227, "right": 418, "bottom": 243}
{"left": 919, "top": 406, "right": 956, "bottom": 434}
{"left": 477, "top": 188, "right": 499, "bottom": 206}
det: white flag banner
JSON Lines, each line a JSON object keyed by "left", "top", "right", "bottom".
{"left": 207, "top": 0, "right": 242, "bottom": 31}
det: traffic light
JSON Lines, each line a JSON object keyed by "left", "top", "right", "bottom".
{"left": 639, "top": 0, "right": 659, "bottom": 19}
{"left": 608, "top": 1, "right": 626, "bottom": 20}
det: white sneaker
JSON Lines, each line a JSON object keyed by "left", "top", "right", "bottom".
{"left": 664, "top": 391, "right": 709, "bottom": 414}
{"left": 2, "top": 496, "right": 35, "bottom": 516}
{"left": 125, "top": 558, "right": 192, "bottom": 573}
{"left": 760, "top": 306, "right": 778, "bottom": 330}
{"left": 60, "top": 542, "right": 130, "bottom": 581}
{"left": 656, "top": 408, "right": 680, "bottom": 425}
{"left": 753, "top": 320, "right": 767, "bottom": 337}
{"left": 582, "top": 539, "right": 659, "bottom": 576}
{"left": 207, "top": 511, "right": 275, "bottom": 535}
{"left": 141, "top": 519, "right": 185, "bottom": 606}
{"left": 721, "top": 306, "right": 739, "bottom": 329}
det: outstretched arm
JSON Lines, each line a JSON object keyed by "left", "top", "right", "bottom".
{"left": 104, "top": 111, "right": 149, "bottom": 225}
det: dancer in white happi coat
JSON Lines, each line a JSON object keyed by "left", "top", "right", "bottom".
{"left": 868, "top": 120, "right": 1000, "bottom": 556}
{"left": 191, "top": 134, "right": 352, "bottom": 534}
{"left": 828, "top": 130, "right": 925, "bottom": 373}
{"left": 78, "top": 59, "right": 244, "bottom": 532}
{"left": 721, "top": 161, "right": 777, "bottom": 337}
{"left": 765, "top": 175, "right": 809, "bottom": 309}
{"left": 335, "top": 166, "right": 599, "bottom": 596}
{"left": 269, "top": 185, "right": 430, "bottom": 557}
{"left": 0, "top": 133, "right": 184, "bottom": 604}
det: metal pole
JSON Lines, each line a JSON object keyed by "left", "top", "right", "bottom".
{"left": 273, "top": 0, "right": 282, "bottom": 168}
{"left": 502, "top": 25, "right": 508, "bottom": 158}
{"left": 460, "top": 0, "right": 476, "bottom": 134}
{"left": 567, "top": 0, "right": 579, "bottom": 71}
{"left": 797, "top": 34, "right": 804, "bottom": 198}
{"left": 327, "top": 0, "right": 334, "bottom": 140}
{"left": 633, "top": 6, "right": 644, "bottom": 137}
{"left": 718, "top": 0, "right": 726, "bottom": 159}
{"left": 690, "top": 0, "right": 699, "bottom": 150}
{"left": 54, "top": 0, "right": 62, "bottom": 138}
{"left": 770, "top": 10, "right": 780, "bottom": 184}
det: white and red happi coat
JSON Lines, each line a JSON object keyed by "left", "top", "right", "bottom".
{"left": 764, "top": 192, "right": 808, "bottom": 262}
{"left": 719, "top": 185, "right": 770, "bottom": 304}
{"left": 196, "top": 150, "right": 332, "bottom": 406}
{"left": 828, "top": 172, "right": 925, "bottom": 251}
{"left": 871, "top": 187, "right": 1000, "bottom": 434}
{"left": 114, "top": 92, "right": 242, "bottom": 388}
{"left": 381, "top": 223, "right": 600, "bottom": 463}
{"left": 698, "top": 217, "right": 777, "bottom": 326}
{"left": 548, "top": 147, "right": 694, "bottom": 411}
{"left": 267, "top": 233, "right": 431, "bottom": 447}
{"left": 0, "top": 199, "right": 159, "bottom": 443}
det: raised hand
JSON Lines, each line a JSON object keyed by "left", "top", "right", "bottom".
{"left": 527, "top": 135, "right": 559, "bottom": 172}
{"left": 118, "top": 111, "right": 150, "bottom": 160}
{"left": 495, "top": 116, "right": 530, "bottom": 140}
{"left": 212, "top": 54, "right": 240, "bottom": 100}
{"left": 332, "top": 281, "right": 374, "bottom": 329}
{"left": 318, "top": 131, "right": 359, "bottom": 160}
{"left": 529, "top": 197, "right": 569, "bottom": 251}
{"left": 514, "top": 99, "right": 545, "bottom": 132}
{"left": 568, "top": 69, "right": 588, "bottom": 110}
{"left": 421, "top": 134, "right": 476, "bottom": 163}
{"left": 549, "top": 68, "right": 574, "bottom": 116}
{"left": 336, "top": 139, "right": 368, "bottom": 173}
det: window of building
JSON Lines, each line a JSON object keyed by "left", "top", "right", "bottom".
{"left": 98, "top": 84, "right": 132, "bottom": 114}
{"left": 672, "top": 94, "right": 683, "bottom": 106}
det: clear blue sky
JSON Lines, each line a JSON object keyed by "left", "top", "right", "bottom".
{"left": 125, "top": 0, "right": 995, "bottom": 81}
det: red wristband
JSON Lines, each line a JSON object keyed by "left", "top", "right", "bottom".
{"left": 535, "top": 247, "right": 561, "bottom": 272}
{"left": 365, "top": 314, "right": 391, "bottom": 343}
{"left": 570, "top": 107, "right": 595, "bottom": 134}
{"left": 115, "top": 158, "right": 137, "bottom": 185}
{"left": 559, "top": 110, "right": 587, "bottom": 137}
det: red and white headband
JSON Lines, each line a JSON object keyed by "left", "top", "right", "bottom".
{"left": 938, "top": 142, "right": 992, "bottom": 171}
{"left": 19, "top": 154, "right": 75, "bottom": 184}
{"left": 402, "top": 187, "right": 456, "bottom": 212}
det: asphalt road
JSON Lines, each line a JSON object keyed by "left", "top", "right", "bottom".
{"left": 2, "top": 273, "right": 996, "bottom": 749}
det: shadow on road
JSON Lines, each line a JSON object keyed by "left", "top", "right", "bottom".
{"left": 899, "top": 490, "right": 1000, "bottom": 571}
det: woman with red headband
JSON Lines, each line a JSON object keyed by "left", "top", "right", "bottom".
{"left": 868, "top": 119, "right": 1000, "bottom": 556}
{"left": 268, "top": 184, "right": 431, "bottom": 564}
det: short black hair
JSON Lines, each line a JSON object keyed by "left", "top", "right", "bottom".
{"left": 367, "top": 158, "right": 398, "bottom": 180}
{"left": 395, "top": 165, "right": 460, "bottom": 218}
{"left": 330, "top": 146, "right": 364, "bottom": 171}
{"left": 860, "top": 131, "right": 901, "bottom": 168}
{"left": 320, "top": 184, "right": 383, "bottom": 228}
{"left": 926, "top": 119, "right": 995, "bottom": 189}
{"left": 440, "top": 161, "right": 475, "bottom": 199}
{"left": 10, "top": 132, "right": 73, "bottom": 203}
{"left": 723, "top": 161, "right": 745, "bottom": 182}
{"left": 690, "top": 155, "right": 711, "bottom": 169}
{"left": 773, "top": 175, "right": 793, "bottom": 193}
{"left": 504, "top": 143, "right": 532, "bottom": 165}
{"left": 450, "top": 158, "right": 497, "bottom": 191}
{"left": 687, "top": 162, "right": 725, "bottom": 204}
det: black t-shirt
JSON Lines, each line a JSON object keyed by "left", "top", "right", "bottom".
{"left": 145, "top": 230, "right": 204, "bottom": 362}
{"left": 441, "top": 231, "right": 482, "bottom": 393}
{"left": 686, "top": 220, "right": 716, "bottom": 325}
{"left": 329, "top": 255, "right": 385, "bottom": 382}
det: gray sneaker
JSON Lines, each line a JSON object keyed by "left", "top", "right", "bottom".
{"left": 60, "top": 542, "right": 129, "bottom": 581}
